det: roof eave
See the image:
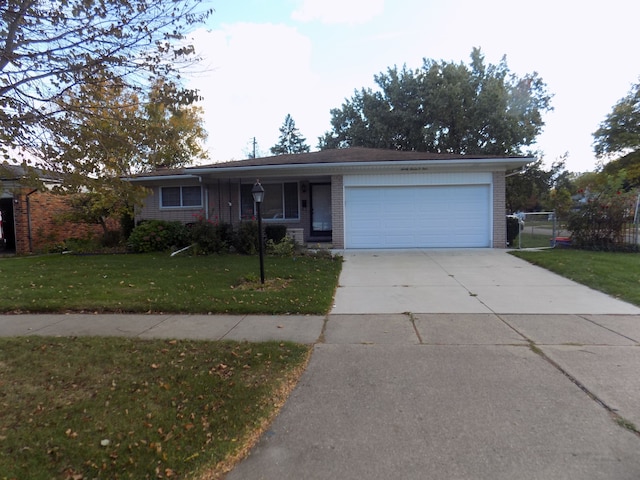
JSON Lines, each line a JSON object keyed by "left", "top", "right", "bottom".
{"left": 186, "top": 157, "right": 534, "bottom": 177}
{"left": 123, "top": 174, "right": 201, "bottom": 183}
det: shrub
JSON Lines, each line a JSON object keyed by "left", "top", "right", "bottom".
{"left": 233, "top": 221, "right": 259, "bottom": 255}
{"left": 265, "top": 224, "right": 288, "bottom": 243}
{"left": 568, "top": 192, "right": 637, "bottom": 251}
{"left": 189, "top": 220, "right": 233, "bottom": 255}
{"left": 128, "top": 220, "right": 190, "bottom": 253}
{"left": 55, "top": 237, "right": 100, "bottom": 253}
{"left": 266, "top": 236, "right": 296, "bottom": 256}
{"left": 101, "top": 229, "right": 122, "bottom": 248}
{"left": 120, "top": 212, "right": 135, "bottom": 240}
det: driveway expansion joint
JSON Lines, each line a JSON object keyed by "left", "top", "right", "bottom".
{"left": 578, "top": 314, "right": 640, "bottom": 344}
{"left": 407, "top": 312, "right": 424, "bottom": 344}
{"left": 528, "top": 339, "right": 640, "bottom": 439}
{"left": 316, "top": 315, "right": 329, "bottom": 344}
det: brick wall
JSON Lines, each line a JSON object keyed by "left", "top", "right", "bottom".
{"left": 492, "top": 171, "right": 506, "bottom": 248}
{"left": 331, "top": 175, "right": 344, "bottom": 249}
{"left": 13, "top": 189, "right": 116, "bottom": 254}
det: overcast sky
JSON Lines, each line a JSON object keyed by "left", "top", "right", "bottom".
{"left": 187, "top": 0, "right": 640, "bottom": 172}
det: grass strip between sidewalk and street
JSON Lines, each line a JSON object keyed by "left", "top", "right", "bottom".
{"left": 0, "top": 253, "right": 342, "bottom": 315}
{"left": 0, "top": 336, "right": 311, "bottom": 480}
{"left": 511, "top": 249, "right": 640, "bottom": 307}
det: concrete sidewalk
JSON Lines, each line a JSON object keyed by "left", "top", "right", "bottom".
{"left": 0, "top": 313, "right": 326, "bottom": 344}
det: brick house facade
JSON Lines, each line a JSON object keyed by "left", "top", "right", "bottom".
{"left": 1, "top": 164, "right": 116, "bottom": 255}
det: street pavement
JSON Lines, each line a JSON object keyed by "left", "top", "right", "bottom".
{"left": 1, "top": 249, "right": 639, "bottom": 479}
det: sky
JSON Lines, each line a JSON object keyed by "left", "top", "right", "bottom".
{"left": 186, "top": 0, "right": 640, "bottom": 172}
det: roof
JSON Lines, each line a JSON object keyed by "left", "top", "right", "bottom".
{"left": 125, "top": 147, "right": 534, "bottom": 181}
{"left": 0, "top": 162, "right": 63, "bottom": 182}
{"left": 199, "top": 147, "right": 524, "bottom": 168}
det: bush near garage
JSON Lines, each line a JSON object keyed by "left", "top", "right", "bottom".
{"left": 127, "top": 220, "right": 190, "bottom": 253}
{"left": 567, "top": 191, "right": 638, "bottom": 251}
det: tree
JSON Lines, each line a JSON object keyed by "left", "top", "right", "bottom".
{"left": 505, "top": 157, "right": 571, "bottom": 213}
{"left": 593, "top": 80, "right": 640, "bottom": 188}
{"left": 319, "top": 48, "right": 552, "bottom": 155}
{"left": 0, "top": 0, "right": 211, "bottom": 160}
{"left": 51, "top": 76, "right": 208, "bottom": 222}
{"left": 593, "top": 80, "right": 640, "bottom": 159}
{"left": 270, "top": 114, "right": 310, "bottom": 155}
{"left": 600, "top": 151, "right": 640, "bottom": 189}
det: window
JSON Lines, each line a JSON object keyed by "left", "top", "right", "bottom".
{"left": 240, "top": 182, "right": 299, "bottom": 220}
{"left": 161, "top": 186, "right": 202, "bottom": 208}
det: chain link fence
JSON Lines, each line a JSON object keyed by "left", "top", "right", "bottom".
{"left": 507, "top": 212, "right": 560, "bottom": 249}
{"left": 508, "top": 210, "right": 640, "bottom": 250}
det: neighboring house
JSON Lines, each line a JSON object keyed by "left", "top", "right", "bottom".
{"left": 126, "top": 147, "right": 533, "bottom": 249}
{"left": 0, "top": 162, "right": 110, "bottom": 254}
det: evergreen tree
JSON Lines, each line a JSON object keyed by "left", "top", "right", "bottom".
{"left": 271, "top": 114, "right": 310, "bottom": 155}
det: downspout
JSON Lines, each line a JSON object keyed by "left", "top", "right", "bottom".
{"left": 26, "top": 189, "right": 38, "bottom": 253}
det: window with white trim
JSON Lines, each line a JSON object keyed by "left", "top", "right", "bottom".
{"left": 240, "top": 182, "right": 299, "bottom": 220}
{"left": 160, "top": 186, "right": 202, "bottom": 208}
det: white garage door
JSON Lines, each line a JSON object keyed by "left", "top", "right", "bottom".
{"left": 345, "top": 185, "right": 491, "bottom": 248}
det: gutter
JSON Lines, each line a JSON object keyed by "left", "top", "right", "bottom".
{"left": 123, "top": 174, "right": 201, "bottom": 183}
{"left": 185, "top": 157, "right": 535, "bottom": 176}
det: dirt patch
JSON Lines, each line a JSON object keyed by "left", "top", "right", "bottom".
{"left": 232, "top": 277, "right": 291, "bottom": 292}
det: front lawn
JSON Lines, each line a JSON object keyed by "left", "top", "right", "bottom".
{"left": 0, "top": 336, "right": 310, "bottom": 479}
{"left": 511, "top": 249, "right": 640, "bottom": 306}
{"left": 0, "top": 253, "right": 342, "bottom": 315}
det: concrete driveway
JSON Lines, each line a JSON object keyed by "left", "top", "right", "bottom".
{"left": 332, "top": 249, "right": 640, "bottom": 314}
{"left": 227, "top": 249, "right": 640, "bottom": 480}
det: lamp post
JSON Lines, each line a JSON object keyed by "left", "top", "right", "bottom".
{"left": 251, "top": 180, "right": 265, "bottom": 284}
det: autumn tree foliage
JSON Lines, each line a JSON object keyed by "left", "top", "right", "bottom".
{"left": 53, "top": 77, "right": 208, "bottom": 228}
{"left": 0, "top": 0, "right": 211, "bottom": 166}
{"left": 1, "top": 0, "right": 211, "bottom": 235}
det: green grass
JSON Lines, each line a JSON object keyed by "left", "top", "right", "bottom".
{"left": 0, "top": 336, "right": 310, "bottom": 480}
{"left": 515, "top": 232, "right": 554, "bottom": 248}
{"left": 0, "top": 253, "right": 342, "bottom": 314}
{"left": 511, "top": 249, "right": 640, "bottom": 306}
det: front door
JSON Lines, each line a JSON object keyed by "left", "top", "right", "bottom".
{"left": 310, "top": 183, "right": 332, "bottom": 237}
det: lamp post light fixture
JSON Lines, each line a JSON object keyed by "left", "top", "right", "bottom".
{"left": 251, "top": 180, "right": 265, "bottom": 284}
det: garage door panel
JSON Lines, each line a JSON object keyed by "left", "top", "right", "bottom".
{"left": 345, "top": 185, "right": 490, "bottom": 248}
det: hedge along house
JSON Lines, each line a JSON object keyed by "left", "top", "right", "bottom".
{"left": 126, "top": 147, "right": 533, "bottom": 249}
